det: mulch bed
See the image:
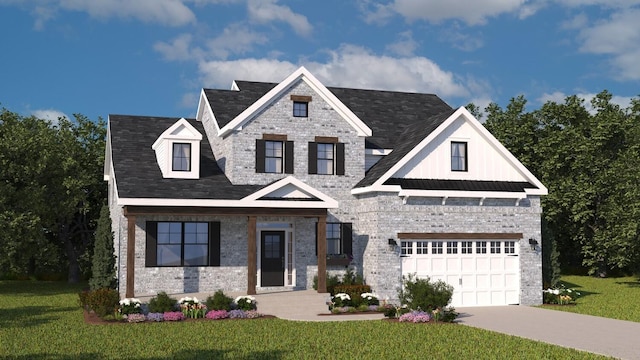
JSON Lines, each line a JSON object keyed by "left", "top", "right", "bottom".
{"left": 317, "top": 311, "right": 384, "bottom": 316}
{"left": 83, "top": 311, "right": 276, "bottom": 325}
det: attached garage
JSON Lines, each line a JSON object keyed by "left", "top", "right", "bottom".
{"left": 399, "top": 233, "right": 522, "bottom": 307}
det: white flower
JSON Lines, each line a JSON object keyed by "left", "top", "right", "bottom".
{"left": 361, "top": 292, "right": 378, "bottom": 299}
{"left": 234, "top": 295, "right": 256, "bottom": 303}
{"left": 333, "top": 293, "right": 351, "bottom": 301}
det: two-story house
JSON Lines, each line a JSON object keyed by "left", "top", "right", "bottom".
{"left": 105, "top": 67, "right": 547, "bottom": 306}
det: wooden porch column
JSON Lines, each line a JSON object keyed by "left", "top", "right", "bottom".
{"left": 247, "top": 216, "right": 257, "bottom": 295}
{"left": 317, "top": 215, "right": 327, "bottom": 293}
{"left": 125, "top": 215, "right": 136, "bottom": 298}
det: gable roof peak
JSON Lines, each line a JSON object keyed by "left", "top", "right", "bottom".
{"left": 216, "top": 67, "right": 372, "bottom": 138}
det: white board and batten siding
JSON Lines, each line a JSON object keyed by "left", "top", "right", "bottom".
{"left": 399, "top": 233, "right": 522, "bottom": 307}
{"left": 394, "top": 116, "right": 529, "bottom": 182}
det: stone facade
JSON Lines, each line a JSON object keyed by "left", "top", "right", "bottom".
{"left": 109, "top": 75, "right": 545, "bottom": 305}
{"left": 354, "top": 193, "right": 543, "bottom": 304}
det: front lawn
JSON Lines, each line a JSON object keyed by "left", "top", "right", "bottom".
{"left": 0, "top": 281, "right": 608, "bottom": 359}
{"left": 545, "top": 275, "right": 640, "bottom": 322}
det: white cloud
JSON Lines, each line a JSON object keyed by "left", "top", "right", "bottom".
{"left": 197, "top": 45, "right": 472, "bottom": 99}
{"left": 385, "top": 31, "right": 418, "bottom": 56}
{"left": 154, "top": 34, "right": 202, "bottom": 61}
{"left": 561, "top": 13, "right": 588, "bottom": 30}
{"left": 198, "top": 58, "right": 299, "bottom": 87}
{"left": 537, "top": 91, "right": 634, "bottom": 113}
{"left": 207, "top": 23, "right": 269, "bottom": 59}
{"left": 576, "top": 8, "right": 640, "bottom": 80}
{"left": 32, "top": 109, "right": 68, "bottom": 125}
{"left": 440, "top": 27, "right": 484, "bottom": 52}
{"left": 247, "top": 0, "right": 312, "bottom": 36}
{"left": 8, "top": 0, "right": 196, "bottom": 28}
{"left": 388, "top": 0, "right": 528, "bottom": 26}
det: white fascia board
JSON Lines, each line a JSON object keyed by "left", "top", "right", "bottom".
{"left": 219, "top": 66, "right": 372, "bottom": 137}
{"left": 197, "top": 89, "right": 222, "bottom": 135}
{"left": 365, "top": 148, "right": 393, "bottom": 155}
{"left": 351, "top": 185, "right": 403, "bottom": 195}
{"left": 299, "top": 72, "right": 372, "bottom": 137}
{"left": 371, "top": 106, "right": 547, "bottom": 195}
{"left": 103, "top": 124, "right": 112, "bottom": 181}
{"left": 371, "top": 108, "right": 464, "bottom": 187}
{"left": 116, "top": 197, "right": 338, "bottom": 209}
{"left": 455, "top": 106, "right": 548, "bottom": 194}
{"left": 398, "top": 189, "right": 527, "bottom": 199}
{"left": 242, "top": 176, "right": 338, "bottom": 206}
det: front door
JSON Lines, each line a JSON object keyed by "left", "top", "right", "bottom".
{"left": 261, "top": 231, "right": 285, "bottom": 286}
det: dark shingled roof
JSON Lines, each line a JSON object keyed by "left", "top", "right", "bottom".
{"left": 205, "top": 80, "right": 453, "bottom": 149}
{"left": 355, "top": 109, "right": 457, "bottom": 188}
{"left": 109, "top": 115, "right": 260, "bottom": 199}
{"left": 383, "top": 178, "right": 538, "bottom": 192}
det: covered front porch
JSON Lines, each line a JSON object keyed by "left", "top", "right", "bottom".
{"left": 121, "top": 205, "right": 332, "bottom": 298}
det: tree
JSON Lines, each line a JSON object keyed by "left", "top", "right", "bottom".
{"left": 89, "top": 204, "right": 116, "bottom": 290}
{"left": 479, "top": 91, "right": 640, "bottom": 276}
{"left": 0, "top": 107, "right": 106, "bottom": 281}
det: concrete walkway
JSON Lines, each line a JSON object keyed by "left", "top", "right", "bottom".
{"left": 457, "top": 306, "right": 640, "bottom": 360}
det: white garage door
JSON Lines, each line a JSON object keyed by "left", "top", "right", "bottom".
{"left": 400, "top": 239, "right": 520, "bottom": 307}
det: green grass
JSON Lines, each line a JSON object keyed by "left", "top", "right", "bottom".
{"left": 0, "top": 281, "right": 609, "bottom": 359}
{"left": 545, "top": 275, "right": 640, "bottom": 321}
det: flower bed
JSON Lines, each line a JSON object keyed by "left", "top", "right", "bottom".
{"left": 80, "top": 289, "right": 267, "bottom": 324}
{"left": 543, "top": 286, "right": 581, "bottom": 305}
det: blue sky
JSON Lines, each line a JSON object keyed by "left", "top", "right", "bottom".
{"left": 1, "top": 0, "right": 638, "bottom": 122}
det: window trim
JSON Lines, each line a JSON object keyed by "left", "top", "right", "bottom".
{"left": 256, "top": 137, "right": 293, "bottom": 174}
{"left": 172, "top": 142, "right": 192, "bottom": 172}
{"left": 451, "top": 141, "right": 468, "bottom": 172}
{"left": 293, "top": 101, "right": 308, "bottom": 117}
{"left": 308, "top": 141, "right": 345, "bottom": 175}
{"left": 146, "top": 221, "right": 220, "bottom": 267}
{"left": 316, "top": 222, "right": 352, "bottom": 257}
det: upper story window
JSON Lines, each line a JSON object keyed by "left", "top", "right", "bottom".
{"left": 152, "top": 118, "right": 202, "bottom": 179}
{"left": 291, "top": 95, "right": 311, "bottom": 118}
{"left": 256, "top": 135, "right": 293, "bottom": 174}
{"left": 308, "top": 136, "right": 345, "bottom": 175}
{"left": 317, "top": 143, "right": 334, "bottom": 174}
{"left": 293, "top": 101, "right": 308, "bottom": 117}
{"left": 451, "top": 141, "right": 467, "bottom": 172}
{"left": 265, "top": 141, "right": 283, "bottom": 173}
{"left": 172, "top": 143, "right": 191, "bottom": 171}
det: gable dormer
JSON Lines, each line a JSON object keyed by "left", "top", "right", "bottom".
{"left": 151, "top": 118, "right": 202, "bottom": 179}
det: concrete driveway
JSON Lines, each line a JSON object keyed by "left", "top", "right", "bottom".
{"left": 457, "top": 306, "right": 640, "bottom": 359}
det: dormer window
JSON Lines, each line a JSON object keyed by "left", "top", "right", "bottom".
{"left": 172, "top": 143, "right": 191, "bottom": 171}
{"left": 291, "top": 95, "right": 311, "bottom": 118}
{"left": 152, "top": 118, "right": 202, "bottom": 179}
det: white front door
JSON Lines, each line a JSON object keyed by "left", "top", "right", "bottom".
{"left": 401, "top": 239, "right": 520, "bottom": 307}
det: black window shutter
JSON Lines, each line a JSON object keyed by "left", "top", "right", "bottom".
{"left": 336, "top": 142, "right": 345, "bottom": 175}
{"left": 209, "top": 221, "right": 221, "bottom": 266}
{"left": 145, "top": 221, "right": 158, "bottom": 267}
{"left": 256, "top": 139, "right": 266, "bottom": 173}
{"left": 308, "top": 142, "right": 317, "bottom": 174}
{"left": 315, "top": 222, "right": 318, "bottom": 256}
{"left": 341, "top": 223, "right": 352, "bottom": 256}
{"left": 284, "top": 141, "right": 294, "bottom": 174}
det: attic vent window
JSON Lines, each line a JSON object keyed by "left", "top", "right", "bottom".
{"left": 291, "top": 95, "right": 311, "bottom": 118}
